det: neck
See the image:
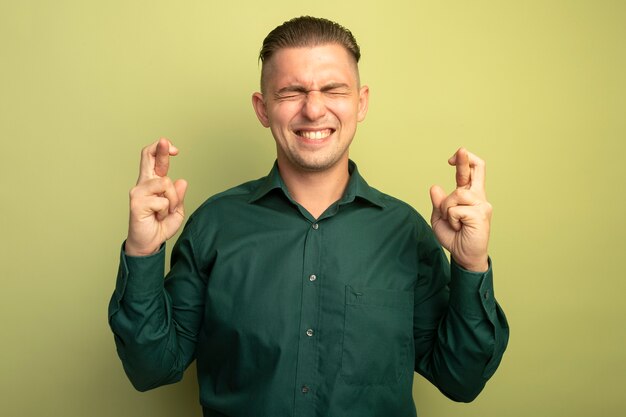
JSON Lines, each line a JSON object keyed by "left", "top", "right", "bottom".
{"left": 278, "top": 158, "right": 350, "bottom": 219}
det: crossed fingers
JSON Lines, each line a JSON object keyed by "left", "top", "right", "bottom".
{"left": 449, "top": 147, "right": 486, "bottom": 194}
{"left": 138, "top": 138, "right": 179, "bottom": 182}
{"left": 134, "top": 138, "right": 181, "bottom": 215}
{"left": 438, "top": 148, "right": 490, "bottom": 228}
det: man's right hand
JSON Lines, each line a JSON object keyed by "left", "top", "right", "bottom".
{"left": 125, "top": 138, "right": 188, "bottom": 257}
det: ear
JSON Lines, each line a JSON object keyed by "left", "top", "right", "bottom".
{"left": 357, "top": 85, "right": 370, "bottom": 122}
{"left": 252, "top": 92, "right": 270, "bottom": 127}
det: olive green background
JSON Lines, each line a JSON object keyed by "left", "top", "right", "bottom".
{"left": 1, "top": 1, "right": 624, "bottom": 416}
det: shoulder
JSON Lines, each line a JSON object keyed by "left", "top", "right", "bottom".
{"left": 183, "top": 176, "right": 266, "bottom": 228}
{"left": 371, "top": 185, "right": 430, "bottom": 223}
{"left": 202, "top": 177, "right": 265, "bottom": 208}
{"left": 361, "top": 184, "right": 435, "bottom": 242}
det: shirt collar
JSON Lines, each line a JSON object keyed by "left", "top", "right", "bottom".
{"left": 247, "top": 160, "right": 286, "bottom": 204}
{"left": 248, "top": 160, "right": 386, "bottom": 209}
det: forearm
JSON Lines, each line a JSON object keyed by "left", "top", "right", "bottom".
{"left": 108, "top": 243, "right": 193, "bottom": 391}
{"left": 414, "top": 256, "right": 509, "bottom": 402}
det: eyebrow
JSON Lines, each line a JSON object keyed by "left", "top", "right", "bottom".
{"left": 275, "top": 82, "right": 351, "bottom": 96}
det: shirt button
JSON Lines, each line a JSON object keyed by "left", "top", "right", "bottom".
{"left": 312, "top": 223, "right": 319, "bottom": 230}
{"left": 309, "top": 274, "right": 317, "bottom": 282}
{"left": 306, "top": 328, "right": 314, "bottom": 337}
{"left": 301, "top": 385, "right": 309, "bottom": 394}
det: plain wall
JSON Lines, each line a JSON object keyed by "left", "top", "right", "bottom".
{"left": 1, "top": 1, "right": 624, "bottom": 416}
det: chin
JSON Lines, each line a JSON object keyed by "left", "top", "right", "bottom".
{"left": 293, "top": 156, "right": 345, "bottom": 172}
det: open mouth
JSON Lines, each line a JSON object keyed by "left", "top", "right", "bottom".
{"left": 295, "top": 129, "right": 335, "bottom": 140}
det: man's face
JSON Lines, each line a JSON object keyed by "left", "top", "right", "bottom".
{"left": 252, "top": 43, "right": 369, "bottom": 173}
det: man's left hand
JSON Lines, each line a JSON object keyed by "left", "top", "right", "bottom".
{"left": 429, "top": 148, "right": 492, "bottom": 272}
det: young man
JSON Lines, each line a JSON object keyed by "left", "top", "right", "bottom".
{"left": 109, "top": 16, "right": 508, "bottom": 417}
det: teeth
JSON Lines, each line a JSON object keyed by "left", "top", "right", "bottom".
{"left": 299, "top": 129, "right": 331, "bottom": 140}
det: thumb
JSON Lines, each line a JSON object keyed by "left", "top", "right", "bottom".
{"left": 174, "top": 179, "right": 188, "bottom": 213}
{"left": 429, "top": 185, "right": 446, "bottom": 222}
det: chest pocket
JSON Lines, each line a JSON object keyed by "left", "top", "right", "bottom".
{"left": 340, "top": 285, "right": 414, "bottom": 385}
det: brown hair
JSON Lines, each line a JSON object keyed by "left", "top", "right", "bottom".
{"left": 259, "top": 16, "right": 361, "bottom": 91}
{"left": 259, "top": 16, "right": 361, "bottom": 64}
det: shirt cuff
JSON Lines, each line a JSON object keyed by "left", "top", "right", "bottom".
{"left": 114, "top": 241, "right": 166, "bottom": 302}
{"left": 448, "top": 257, "right": 496, "bottom": 318}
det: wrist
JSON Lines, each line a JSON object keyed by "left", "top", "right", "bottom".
{"left": 452, "top": 255, "right": 489, "bottom": 273}
{"left": 124, "top": 239, "right": 160, "bottom": 257}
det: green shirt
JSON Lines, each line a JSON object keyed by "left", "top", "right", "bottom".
{"left": 109, "top": 161, "right": 509, "bottom": 417}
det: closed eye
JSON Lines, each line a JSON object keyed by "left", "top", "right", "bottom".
{"left": 321, "top": 83, "right": 351, "bottom": 96}
{"left": 275, "top": 86, "right": 307, "bottom": 101}
{"left": 324, "top": 89, "right": 350, "bottom": 97}
{"left": 273, "top": 84, "right": 352, "bottom": 100}
{"left": 275, "top": 93, "right": 306, "bottom": 101}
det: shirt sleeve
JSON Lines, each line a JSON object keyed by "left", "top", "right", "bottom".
{"left": 413, "top": 227, "right": 509, "bottom": 402}
{"left": 108, "top": 219, "right": 208, "bottom": 391}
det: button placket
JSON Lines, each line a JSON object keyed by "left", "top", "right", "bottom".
{"left": 294, "top": 219, "right": 322, "bottom": 413}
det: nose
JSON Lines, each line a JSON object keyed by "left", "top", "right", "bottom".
{"left": 301, "top": 91, "right": 327, "bottom": 120}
